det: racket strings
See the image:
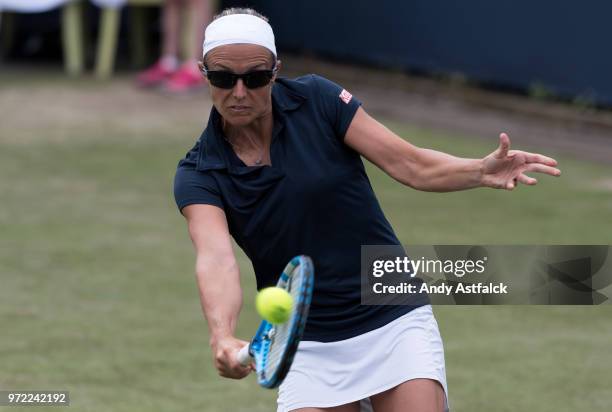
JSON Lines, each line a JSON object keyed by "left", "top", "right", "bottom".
{"left": 264, "top": 265, "right": 305, "bottom": 378}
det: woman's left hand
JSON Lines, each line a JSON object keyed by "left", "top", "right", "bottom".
{"left": 481, "top": 133, "right": 561, "bottom": 190}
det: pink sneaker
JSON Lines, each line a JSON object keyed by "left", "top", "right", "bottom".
{"left": 136, "top": 61, "right": 176, "bottom": 88}
{"left": 164, "top": 64, "right": 205, "bottom": 94}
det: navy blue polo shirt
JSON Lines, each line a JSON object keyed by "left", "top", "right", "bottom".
{"left": 174, "top": 74, "right": 428, "bottom": 342}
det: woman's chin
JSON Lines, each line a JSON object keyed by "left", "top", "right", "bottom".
{"left": 223, "top": 113, "right": 255, "bottom": 127}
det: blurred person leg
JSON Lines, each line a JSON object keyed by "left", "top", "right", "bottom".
{"left": 136, "top": 0, "right": 182, "bottom": 88}
{"left": 164, "top": 0, "right": 213, "bottom": 93}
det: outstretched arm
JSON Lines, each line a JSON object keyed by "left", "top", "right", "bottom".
{"left": 182, "top": 204, "right": 252, "bottom": 379}
{"left": 344, "top": 107, "right": 561, "bottom": 191}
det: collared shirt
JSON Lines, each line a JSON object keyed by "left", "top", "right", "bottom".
{"left": 174, "top": 74, "right": 428, "bottom": 342}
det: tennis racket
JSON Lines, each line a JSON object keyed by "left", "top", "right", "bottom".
{"left": 236, "top": 255, "right": 314, "bottom": 388}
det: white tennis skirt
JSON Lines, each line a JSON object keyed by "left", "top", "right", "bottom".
{"left": 277, "top": 305, "right": 449, "bottom": 411}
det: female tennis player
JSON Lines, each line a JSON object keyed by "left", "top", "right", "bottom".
{"left": 174, "top": 8, "right": 561, "bottom": 412}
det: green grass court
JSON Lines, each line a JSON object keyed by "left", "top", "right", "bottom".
{"left": 1, "top": 74, "right": 611, "bottom": 411}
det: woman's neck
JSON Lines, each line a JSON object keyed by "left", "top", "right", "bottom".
{"left": 222, "top": 111, "right": 274, "bottom": 165}
{"left": 223, "top": 111, "right": 273, "bottom": 145}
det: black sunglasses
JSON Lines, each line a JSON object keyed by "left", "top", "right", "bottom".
{"left": 201, "top": 65, "right": 278, "bottom": 89}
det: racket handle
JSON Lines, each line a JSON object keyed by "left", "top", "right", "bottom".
{"left": 237, "top": 344, "right": 252, "bottom": 366}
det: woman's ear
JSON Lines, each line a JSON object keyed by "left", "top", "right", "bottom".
{"left": 273, "top": 60, "right": 282, "bottom": 82}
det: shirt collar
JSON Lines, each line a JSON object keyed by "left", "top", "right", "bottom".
{"left": 196, "top": 79, "right": 306, "bottom": 172}
{"left": 196, "top": 108, "right": 227, "bottom": 172}
{"left": 272, "top": 77, "right": 307, "bottom": 112}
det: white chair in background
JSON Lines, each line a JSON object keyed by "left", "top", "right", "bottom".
{"left": 0, "top": 0, "right": 83, "bottom": 75}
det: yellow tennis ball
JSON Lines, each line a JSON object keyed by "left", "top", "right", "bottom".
{"left": 255, "top": 287, "right": 293, "bottom": 324}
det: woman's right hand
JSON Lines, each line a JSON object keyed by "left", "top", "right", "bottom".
{"left": 211, "top": 335, "right": 254, "bottom": 379}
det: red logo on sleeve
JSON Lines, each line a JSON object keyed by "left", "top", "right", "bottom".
{"left": 339, "top": 89, "right": 353, "bottom": 104}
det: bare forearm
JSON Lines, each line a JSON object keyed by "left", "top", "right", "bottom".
{"left": 403, "top": 148, "right": 484, "bottom": 192}
{"left": 195, "top": 256, "right": 242, "bottom": 344}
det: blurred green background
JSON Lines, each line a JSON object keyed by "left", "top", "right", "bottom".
{"left": 1, "top": 71, "right": 611, "bottom": 412}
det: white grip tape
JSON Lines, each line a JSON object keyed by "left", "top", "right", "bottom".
{"left": 237, "top": 344, "right": 252, "bottom": 366}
